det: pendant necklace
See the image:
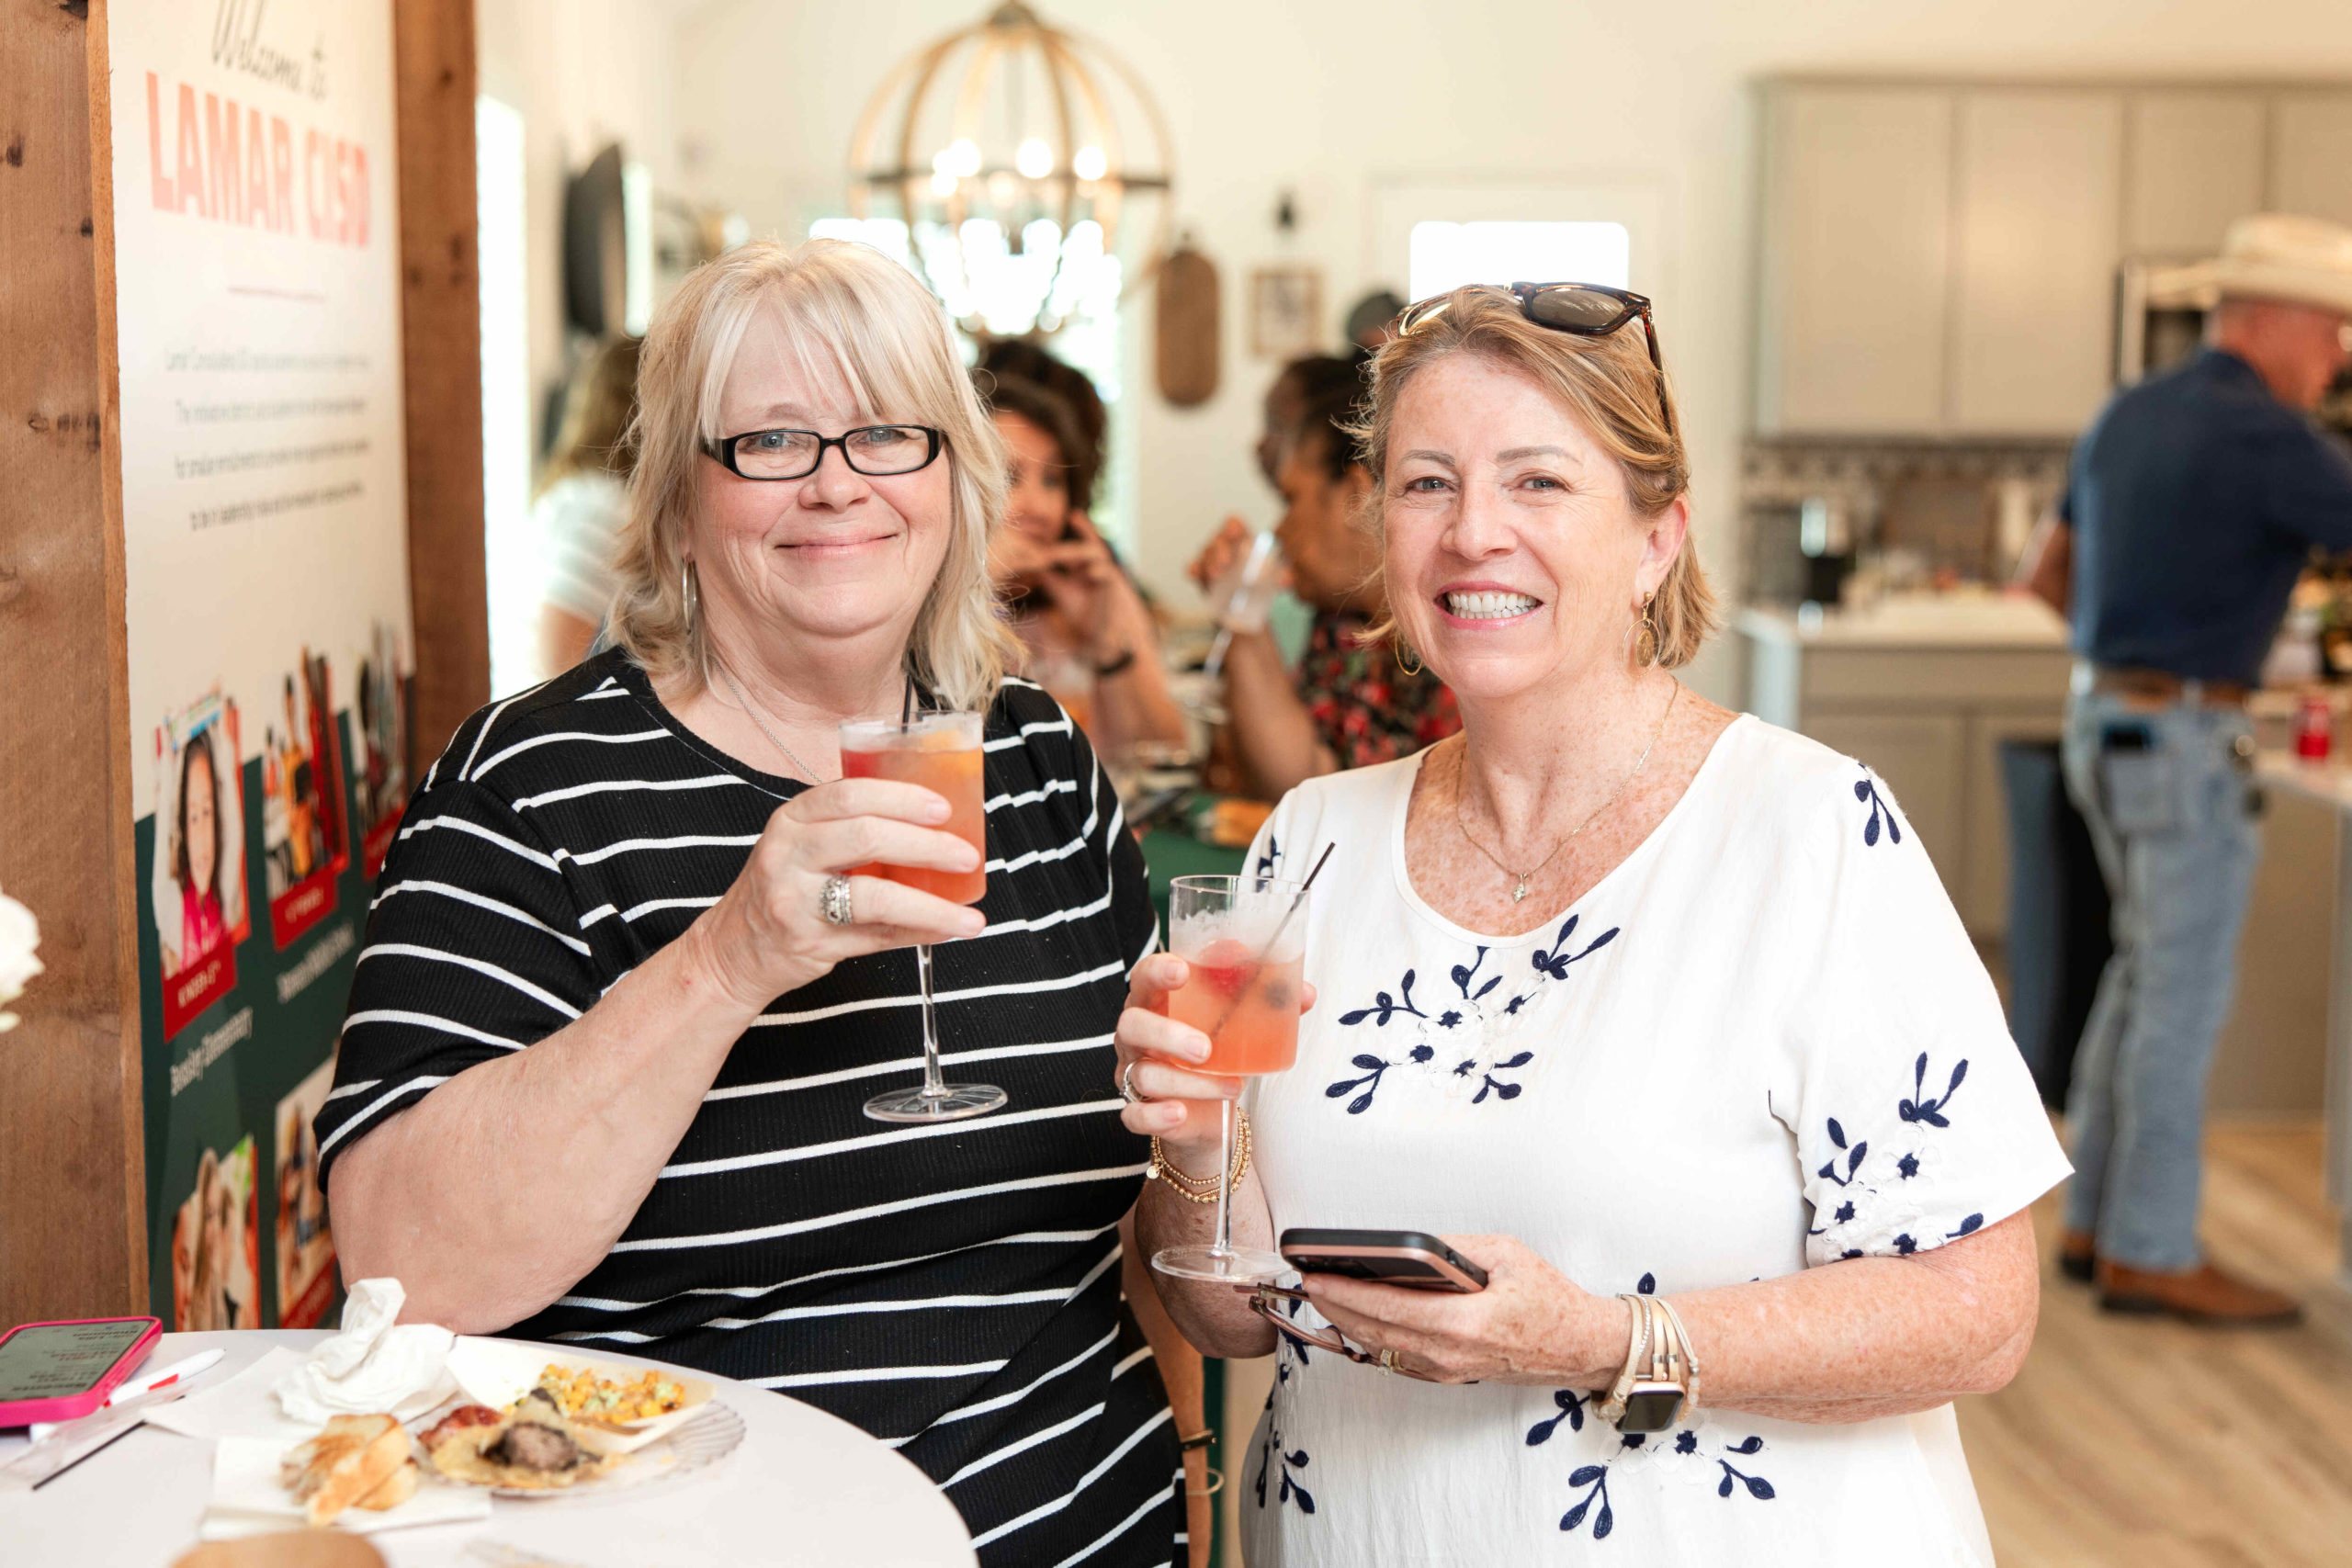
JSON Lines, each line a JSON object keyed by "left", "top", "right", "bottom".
{"left": 716, "top": 659, "right": 824, "bottom": 784}
{"left": 1453, "top": 681, "right": 1680, "bottom": 903}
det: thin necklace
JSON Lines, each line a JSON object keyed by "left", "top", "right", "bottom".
{"left": 715, "top": 659, "right": 825, "bottom": 784}
{"left": 1453, "top": 681, "right": 1680, "bottom": 904}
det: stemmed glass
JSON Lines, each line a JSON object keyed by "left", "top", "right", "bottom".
{"left": 840, "top": 713, "right": 1008, "bottom": 1122}
{"left": 1150, "top": 873, "right": 1311, "bottom": 1284}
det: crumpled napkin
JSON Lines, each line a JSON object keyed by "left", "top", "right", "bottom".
{"left": 274, "top": 1278, "right": 458, "bottom": 1425}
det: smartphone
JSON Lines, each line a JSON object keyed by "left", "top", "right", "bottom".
{"left": 0, "top": 1316, "right": 161, "bottom": 1427}
{"left": 1279, "top": 1228, "right": 1489, "bottom": 1292}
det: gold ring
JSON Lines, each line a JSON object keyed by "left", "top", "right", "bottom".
{"left": 1378, "top": 1348, "right": 1400, "bottom": 1375}
{"left": 1121, "top": 1060, "right": 1147, "bottom": 1104}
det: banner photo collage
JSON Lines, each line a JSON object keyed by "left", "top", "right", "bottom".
{"left": 110, "top": 0, "right": 414, "bottom": 1328}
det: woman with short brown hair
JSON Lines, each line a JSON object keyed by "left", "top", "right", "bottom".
{"left": 1119, "top": 285, "right": 2068, "bottom": 1565}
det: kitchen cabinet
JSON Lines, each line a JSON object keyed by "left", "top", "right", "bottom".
{"left": 1950, "top": 91, "right": 2122, "bottom": 434}
{"left": 1737, "top": 602, "right": 2075, "bottom": 941}
{"left": 1758, "top": 78, "right": 2352, "bottom": 439}
{"left": 2272, "top": 94, "right": 2352, "bottom": 229}
{"left": 1755, "top": 87, "right": 1953, "bottom": 434}
{"left": 2126, "top": 91, "right": 2267, "bottom": 255}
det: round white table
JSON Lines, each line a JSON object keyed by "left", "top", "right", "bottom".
{"left": 0, "top": 1331, "right": 977, "bottom": 1568}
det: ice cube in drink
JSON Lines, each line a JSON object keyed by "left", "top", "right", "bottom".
{"left": 839, "top": 714, "right": 988, "bottom": 906}
{"left": 1170, "top": 935, "right": 1303, "bottom": 1077}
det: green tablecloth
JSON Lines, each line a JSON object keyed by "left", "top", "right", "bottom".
{"left": 1140, "top": 827, "right": 1250, "bottom": 932}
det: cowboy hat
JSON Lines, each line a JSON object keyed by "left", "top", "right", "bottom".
{"left": 2205, "top": 213, "right": 2352, "bottom": 317}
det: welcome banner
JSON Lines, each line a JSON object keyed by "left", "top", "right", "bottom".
{"left": 107, "top": 0, "right": 414, "bottom": 1329}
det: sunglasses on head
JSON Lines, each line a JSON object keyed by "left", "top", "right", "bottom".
{"left": 1396, "top": 281, "right": 1674, "bottom": 438}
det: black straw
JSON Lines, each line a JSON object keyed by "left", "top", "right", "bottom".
{"left": 900, "top": 671, "right": 915, "bottom": 727}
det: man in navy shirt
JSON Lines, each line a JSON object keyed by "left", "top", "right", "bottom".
{"left": 2041, "top": 214, "right": 2352, "bottom": 1324}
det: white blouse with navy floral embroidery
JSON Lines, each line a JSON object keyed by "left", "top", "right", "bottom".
{"left": 1235, "top": 715, "right": 2071, "bottom": 1567}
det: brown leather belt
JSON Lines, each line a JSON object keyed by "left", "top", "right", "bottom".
{"left": 2086, "top": 664, "right": 2251, "bottom": 708}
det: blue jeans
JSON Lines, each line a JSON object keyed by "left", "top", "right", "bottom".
{"left": 2060, "top": 692, "right": 2261, "bottom": 1271}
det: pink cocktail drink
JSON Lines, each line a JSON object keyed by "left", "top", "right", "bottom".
{"left": 838, "top": 715, "right": 987, "bottom": 906}
{"left": 840, "top": 711, "right": 1004, "bottom": 1125}
{"left": 1170, "top": 938, "right": 1303, "bottom": 1077}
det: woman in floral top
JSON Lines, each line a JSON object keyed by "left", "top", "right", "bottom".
{"left": 1194, "top": 355, "right": 1460, "bottom": 797}
{"left": 1126, "top": 288, "right": 2064, "bottom": 1566}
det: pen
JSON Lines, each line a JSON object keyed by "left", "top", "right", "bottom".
{"left": 24, "top": 1348, "right": 223, "bottom": 1443}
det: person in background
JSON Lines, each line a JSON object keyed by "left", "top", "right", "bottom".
{"left": 983, "top": 372, "right": 1188, "bottom": 754}
{"left": 1343, "top": 288, "right": 1406, "bottom": 354}
{"left": 1193, "top": 355, "right": 1460, "bottom": 800}
{"left": 533, "top": 334, "right": 642, "bottom": 674}
{"left": 980, "top": 337, "right": 1107, "bottom": 507}
{"left": 2027, "top": 213, "right": 2352, "bottom": 1324}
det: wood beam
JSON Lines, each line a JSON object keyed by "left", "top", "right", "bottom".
{"left": 0, "top": 0, "right": 148, "bottom": 1323}
{"left": 394, "top": 0, "right": 488, "bottom": 766}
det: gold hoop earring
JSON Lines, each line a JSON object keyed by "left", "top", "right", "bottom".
{"left": 1634, "top": 595, "right": 1660, "bottom": 668}
{"left": 1396, "top": 639, "right": 1424, "bottom": 677}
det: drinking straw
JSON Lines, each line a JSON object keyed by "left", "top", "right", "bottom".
{"left": 900, "top": 671, "right": 916, "bottom": 727}
{"left": 1207, "top": 842, "right": 1335, "bottom": 1039}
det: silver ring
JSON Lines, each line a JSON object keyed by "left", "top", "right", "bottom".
{"left": 1377, "top": 1348, "right": 1400, "bottom": 1376}
{"left": 820, "top": 874, "right": 854, "bottom": 927}
{"left": 1121, "top": 1060, "right": 1148, "bottom": 1104}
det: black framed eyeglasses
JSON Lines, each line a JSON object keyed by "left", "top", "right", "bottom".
{"left": 1397, "top": 281, "right": 1674, "bottom": 438}
{"left": 700, "top": 424, "right": 944, "bottom": 481}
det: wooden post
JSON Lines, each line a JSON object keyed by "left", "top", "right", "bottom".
{"left": 0, "top": 0, "right": 147, "bottom": 1322}
{"left": 394, "top": 0, "right": 489, "bottom": 765}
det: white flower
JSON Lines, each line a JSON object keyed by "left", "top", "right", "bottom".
{"left": 0, "top": 886, "right": 42, "bottom": 1032}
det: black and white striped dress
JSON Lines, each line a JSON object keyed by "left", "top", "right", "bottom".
{"left": 317, "top": 649, "right": 1182, "bottom": 1565}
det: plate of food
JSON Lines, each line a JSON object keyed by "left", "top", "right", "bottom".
{"left": 420, "top": 1377, "right": 744, "bottom": 1504}
{"left": 446, "top": 1340, "right": 716, "bottom": 1453}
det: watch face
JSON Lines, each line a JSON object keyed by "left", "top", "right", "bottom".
{"left": 1619, "top": 1385, "right": 1684, "bottom": 1433}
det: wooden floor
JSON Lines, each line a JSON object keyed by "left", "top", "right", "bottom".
{"left": 1959, "top": 1120, "right": 2352, "bottom": 1568}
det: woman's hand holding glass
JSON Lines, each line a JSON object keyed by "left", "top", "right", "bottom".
{"left": 683, "top": 777, "right": 988, "bottom": 1015}
{"left": 1114, "top": 953, "right": 1254, "bottom": 1160}
{"left": 1297, "top": 1234, "right": 1624, "bottom": 1388}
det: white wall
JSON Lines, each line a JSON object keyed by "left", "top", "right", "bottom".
{"left": 477, "top": 0, "right": 682, "bottom": 432}
{"left": 670, "top": 0, "right": 2352, "bottom": 699}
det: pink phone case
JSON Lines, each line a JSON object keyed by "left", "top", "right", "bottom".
{"left": 0, "top": 1316, "right": 162, "bottom": 1427}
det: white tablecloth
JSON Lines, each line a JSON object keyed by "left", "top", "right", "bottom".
{"left": 0, "top": 1330, "right": 977, "bottom": 1568}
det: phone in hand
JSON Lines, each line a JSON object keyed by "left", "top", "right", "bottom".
{"left": 0, "top": 1317, "right": 161, "bottom": 1427}
{"left": 1279, "top": 1228, "right": 1488, "bottom": 1292}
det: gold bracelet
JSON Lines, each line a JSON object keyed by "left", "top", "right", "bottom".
{"left": 1148, "top": 1111, "right": 1250, "bottom": 1203}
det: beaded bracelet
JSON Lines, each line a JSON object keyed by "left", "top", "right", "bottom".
{"left": 1148, "top": 1111, "right": 1251, "bottom": 1202}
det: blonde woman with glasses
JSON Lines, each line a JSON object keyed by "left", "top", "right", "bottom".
{"left": 323, "top": 241, "right": 1191, "bottom": 1566}
{"left": 1115, "top": 284, "right": 2069, "bottom": 1565}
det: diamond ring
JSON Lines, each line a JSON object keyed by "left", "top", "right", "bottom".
{"left": 820, "top": 874, "right": 854, "bottom": 927}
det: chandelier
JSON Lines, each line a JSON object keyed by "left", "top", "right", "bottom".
{"left": 846, "top": 1, "right": 1174, "bottom": 339}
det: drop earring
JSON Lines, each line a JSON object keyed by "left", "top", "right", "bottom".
{"left": 682, "top": 560, "right": 698, "bottom": 635}
{"left": 1634, "top": 593, "right": 1660, "bottom": 668}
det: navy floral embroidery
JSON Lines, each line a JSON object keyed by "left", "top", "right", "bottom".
{"left": 1327, "top": 916, "right": 1620, "bottom": 1112}
{"left": 1716, "top": 1437, "right": 1777, "bottom": 1500}
{"left": 1810, "top": 1052, "right": 1983, "bottom": 1260}
{"left": 1324, "top": 1044, "right": 1434, "bottom": 1114}
{"left": 1337, "top": 970, "right": 1429, "bottom": 1027}
{"left": 1255, "top": 835, "right": 1281, "bottom": 877}
{"left": 1899, "top": 1053, "right": 1967, "bottom": 1126}
{"left": 1854, "top": 770, "right": 1903, "bottom": 847}
{"left": 1526, "top": 1273, "right": 1777, "bottom": 1539}
{"left": 1560, "top": 1465, "right": 1613, "bottom": 1538}
{"left": 1253, "top": 1409, "right": 1315, "bottom": 1515}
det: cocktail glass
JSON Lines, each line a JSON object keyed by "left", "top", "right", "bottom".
{"left": 840, "top": 712, "right": 1008, "bottom": 1123}
{"left": 1150, "top": 873, "right": 1309, "bottom": 1284}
